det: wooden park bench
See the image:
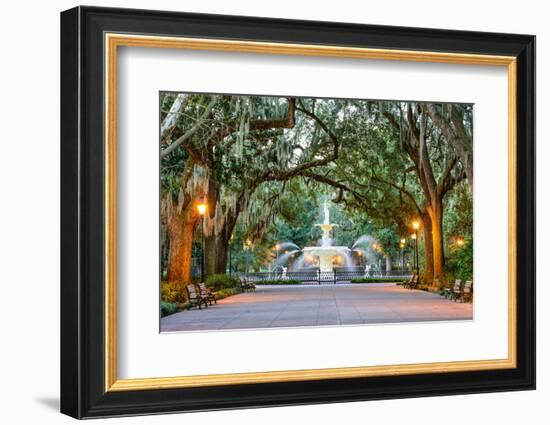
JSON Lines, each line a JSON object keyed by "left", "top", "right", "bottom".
{"left": 411, "top": 274, "right": 421, "bottom": 289}
{"left": 403, "top": 274, "right": 414, "bottom": 289}
{"left": 406, "top": 274, "right": 420, "bottom": 290}
{"left": 460, "top": 280, "right": 473, "bottom": 303}
{"left": 440, "top": 286, "right": 452, "bottom": 299}
{"left": 198, "top": 282, "right": 217, "bottom": 305}
{"left": 450, "top": 279, "right": 462, "bottom": 301}
{"left": 185, "top": 284, "right": 209, "bottom": 310}
{"left": 239, "top": 276, "right": 256, "bottom": 292}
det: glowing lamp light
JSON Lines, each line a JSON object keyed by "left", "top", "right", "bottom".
{"left": 412, "top": 220, "right": 420, "bottom": 230}
{"left": 411, "top": 233, "right": 417, "bottom": 240}
{"left": 400, "top": 238, "right": 406, "bottom": 244}
{"left": 196, "top": 197, "right": 207, "bottom": 216}
{"left": 456, "top": 238, "right": 465, "bottom": 247}
{"left": 275, "top": 243, "right": 281, "bottom": 251}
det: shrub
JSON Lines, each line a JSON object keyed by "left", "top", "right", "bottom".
{"left": 205, "top": 273, "right": 241, "bottom": 290}
{"left": 161, "top": 281, "right": 185, "bottom": 303}
{"left": 214, "top": 287, "right": 242, "bottom": 300}
{"left": 160, "top": 301, "right": 178, "bottom": 317}
{"left": 445, "top": 241, "right": 473, "bottom": 283}
{"left": 255, "top": 279, "right": 301, "bottom": 285}
{"left": 351, "top": 277, "right": 408, "bottom": 284}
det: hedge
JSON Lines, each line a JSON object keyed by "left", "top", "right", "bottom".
{"left": 350, "top": 277, "right": 408, "bottom": 284}
{"left": 255, "top": 279, "right": 301, "bottom": 285}
{"left": 214, "top": 287, "right": 242, "bottom": 300}
{"left": 205, "top": 273, "right": 241, "bottom": 290}
{"left": 160, "top": 301, "right": 178, "bottom": 317}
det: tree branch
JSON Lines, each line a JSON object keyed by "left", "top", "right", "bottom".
{"left": 207, "top": 98, "right": 296, "bottom": 149}
{"left": 437, "top": 156, "right": 458, "bottom": 196}
{"left": 161, "top": 97, "right": 218, "bottom": 159}
{"left": 160, "top": 94, "right": 189, "bottom": 143}
{"left": 425, "top": 103, "right": 473, "bottom": 187}
{"left": 370, "top": 171, "right": 423, "bottom": 215}
{"left": 259, "top": 100, "right": 341, "bottom": 182}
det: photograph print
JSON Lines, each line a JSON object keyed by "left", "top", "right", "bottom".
{"left": 159, "top": 93, "right": 474, "bottom": 332}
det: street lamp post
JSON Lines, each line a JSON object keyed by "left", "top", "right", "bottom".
{"left": 228, "top": 237, "right": 232, "bottom": 277}
{"left": 275, "top": 243, "right": 280, "bottom": 267}
{"left": 399, "top": 239, "right": 407, "bottom": 272}
{"left": 411, "top": 233, "right": 417, "bottom": 275}
{"left": 197, "top": 196, "right": 207, "bottom": 283}
{"left": 245, "top": 239, "right": 252, "bottom": 274}
{"left": 412, "top": 221, "right": 420, "bottom": 275}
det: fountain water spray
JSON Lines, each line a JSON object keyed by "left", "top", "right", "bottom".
{"left": 272, "top": 202, "right": 382, "bottom": 274}
{"left": 301, "top": 201, "right": 352, "bottom": 272}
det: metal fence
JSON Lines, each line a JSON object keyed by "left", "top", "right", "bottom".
{"left": 235, "top": 268, "right": 412, "bottom": 284}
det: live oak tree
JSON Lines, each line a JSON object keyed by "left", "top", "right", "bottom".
{"left": 161, "top": 94, "right": 298, "bottom": 282}
{"left": 161, "top": 94, "right": 345, "bottom": 282}
{"left": 381, "top": 102, "right": 467, "bottom": 284}
{"left": 160, "top": 94, "right": 216, "bottom": 285}
{"left": 199, "top": 96, "right": 298, "bottom": 277}
{"left": 294, "top": 100, "right": 468, "bottom": 284}
{"left": 201, "top": 97, "right": 345, "bottom": 276}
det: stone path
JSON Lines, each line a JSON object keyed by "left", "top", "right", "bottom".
{"left": 160, "top": 283, "right": 473, "bottom": 332}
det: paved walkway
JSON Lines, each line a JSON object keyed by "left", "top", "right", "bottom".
{"left": 160, "top": 283, "right": 473, "bottom": 332}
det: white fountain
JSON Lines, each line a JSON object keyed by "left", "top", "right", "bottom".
{"left": 301, "top": 201, "right": 351, "bottom": 272}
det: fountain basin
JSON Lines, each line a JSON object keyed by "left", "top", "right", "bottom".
{"left": 302, "top": 246, "right": 351, "bottom": 272}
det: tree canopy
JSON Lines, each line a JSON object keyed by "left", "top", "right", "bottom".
{"left": 160, "top": 93, "right": 473, "bottom": 287}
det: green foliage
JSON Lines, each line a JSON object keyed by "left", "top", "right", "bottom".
{"left": 205, "top": 273, "right": 240, "bottom": 290}
{"left": 374, "top": 226, "right": 402, "bottom": 259}
{"left": 272, "top": 196, "right": 320, "bottom": 248}
{"left": 443, "top": 182, "right": 473, "bottom": 242}
{"left": 214, "top": 287, "right": 242, "bottom": 300}
{"left": 445, "top": 240, "right": 473, "bottom": 282}
{"left": 160, "top": 301, "right": 178, "bottom": 317}
{"left": 161, "top": 281, "right": 185, "bottom": 303}
{"left": 351, "top": 277, "right": 408, "bottom": 283}
{"left": 256, "top": 279, "right": 301, "bottom": 285}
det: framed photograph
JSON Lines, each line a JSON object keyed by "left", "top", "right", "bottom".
{"left": 60, "top": 6, "right": 535, "bottom": 419}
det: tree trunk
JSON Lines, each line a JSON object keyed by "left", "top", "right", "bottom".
{"left": 167, "top": 207, "right": 198, "bottom": 286}
{"left": 160, "top": 222, "right": 169, "bottom": 276}
{"left": 203, "top": 206, "right": 241, "bottom": 277}
{"left": 204, "top": 233, "right": 230, "bottom": 276}
{"left": 385, "top": 254, "right": 392, "bottom": 272}
{"left": 427, "top": 199, "right": 444, "bottom": 284}
{"left": 216, "top": 239, "right": 229, "bottom": 274}
{"left": 422, "top": 212, "right": 434, "bottom": 283}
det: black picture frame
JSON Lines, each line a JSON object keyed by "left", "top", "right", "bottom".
{"left": 61, "top": 5, "right": 535, "bottom": 419}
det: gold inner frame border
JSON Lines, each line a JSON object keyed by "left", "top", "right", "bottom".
{"left": 104, "top": 33, "right": 517, "bottom": 392}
